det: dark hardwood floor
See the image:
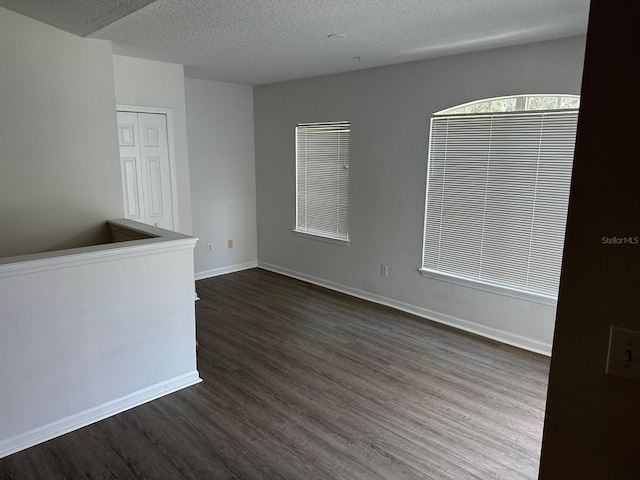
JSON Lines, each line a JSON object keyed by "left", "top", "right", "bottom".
{"left": 0, "top": 268, "right": 550, "bottom": 479}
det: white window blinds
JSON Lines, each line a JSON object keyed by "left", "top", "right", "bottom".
{"left": 422, "top": 110, "right": 578, "bottom": 299}
{"left": 295, "top": 122, "right": 350, "bottom": 243}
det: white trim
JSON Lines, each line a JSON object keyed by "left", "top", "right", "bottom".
{"left": 195, "top": 260, "right": 258, "bottom": 280}
{"left": 418, "top": 267, "right": 557, "bottom": 306}
{"left": 0, "top": 220, "right": 197, "bottom": 279}
{"left": 116, "top": 104, "right": 180, "bottom": 232}
{"left": 293, "top": 230, "right": 350, "bottom": 246}
{"left": 0, "top": 372, "right": 201, "bottom": 459}
{"left": 0, "top": 239, "right": 196, "bottom": 279}
{"left": 258, "top": 262, "right": 552, "bottom": 356}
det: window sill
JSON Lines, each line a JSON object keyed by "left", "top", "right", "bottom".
{"left": 293, "top": 230, "right": 350, "bottom": 246}
{"left": 418, "top": 267, "right": 557, "bottom": 306}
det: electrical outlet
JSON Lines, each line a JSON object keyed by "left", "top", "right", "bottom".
{"left": 381, "top": 265, "right": 389, "bottom": 276}
{"left": 228, "top": 239, "right": 233, "bottom": 249}
{"left": 606, "top": 326, "right": 640, "bottom": 382}
{"left": 207, "top": 243, "right": 213, "bottom": 253}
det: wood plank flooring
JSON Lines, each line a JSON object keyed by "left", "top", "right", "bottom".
{"left": 0, "top": 268, "right": 550, "bottom": 479}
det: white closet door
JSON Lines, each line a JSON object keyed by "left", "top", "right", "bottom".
{"left": 117, "top": 111, "right": 174, "bottom": 230}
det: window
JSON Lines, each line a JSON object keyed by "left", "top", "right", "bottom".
{"left": 421, "top": 95, "right": 580, "bottom": 301}
{"left": 295, "top": 121, "right": 350, "bottom": 244}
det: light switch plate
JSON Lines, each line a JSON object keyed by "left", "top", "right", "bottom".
{"left": 606, "top": 326, "right": 640, "bottom": 382}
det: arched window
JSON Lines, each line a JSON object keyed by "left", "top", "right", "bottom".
{"left": 420, "top": 95, "right": 580, "bottom": 301}
{"left": 437, "top": 94, "right": 580, "bottom": 115}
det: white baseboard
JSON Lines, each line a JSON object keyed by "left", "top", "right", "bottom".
{"left": 195, "top": 260, "right": 258, "bottom": 280}
{"left": 0, "top": 371, "right": 202, "bottom": 459}
{"left": 258, "top": 262, "right": 552, "bottom": 356}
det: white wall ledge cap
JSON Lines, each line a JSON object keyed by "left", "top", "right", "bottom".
{"left": 0, "top": 219, "right": 198, "bottom": 278}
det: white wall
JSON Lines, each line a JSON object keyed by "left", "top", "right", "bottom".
{"left": 253, "top": 36, "right": 586, "bottom": 354}
{"left": 185, "top": 78, "right": 257, "bottom": 278}
{"left": 0, "top": 7, "right": 123, "bottom": 258}
{"left": 112, "top": 55, "right": 193, "bottom": 235}
{"left": 0, "top": 221, "right": 200, "bottom": 458}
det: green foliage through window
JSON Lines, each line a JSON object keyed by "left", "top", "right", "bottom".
{"left": 438, "top": 94, "right": 580, "bottom": 116}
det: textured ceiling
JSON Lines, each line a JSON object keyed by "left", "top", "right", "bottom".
{"left": 2, "top": 0, "right": 591, "bottom": 86}
{"left": 0, "top": 0, "right": 159, "bottom": 37}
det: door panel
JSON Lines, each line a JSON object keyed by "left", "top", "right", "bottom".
{"left": 143, "top": 125, "right": 159, "bottom": 147}
{"left": 145, "top": 157, "right": 164, "bottom": 218}
{"left": 118, "top": 124, "right": 136, "bottom": 146}
{"left": 121, "top": 157, "right": 141, "bottom": 219}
